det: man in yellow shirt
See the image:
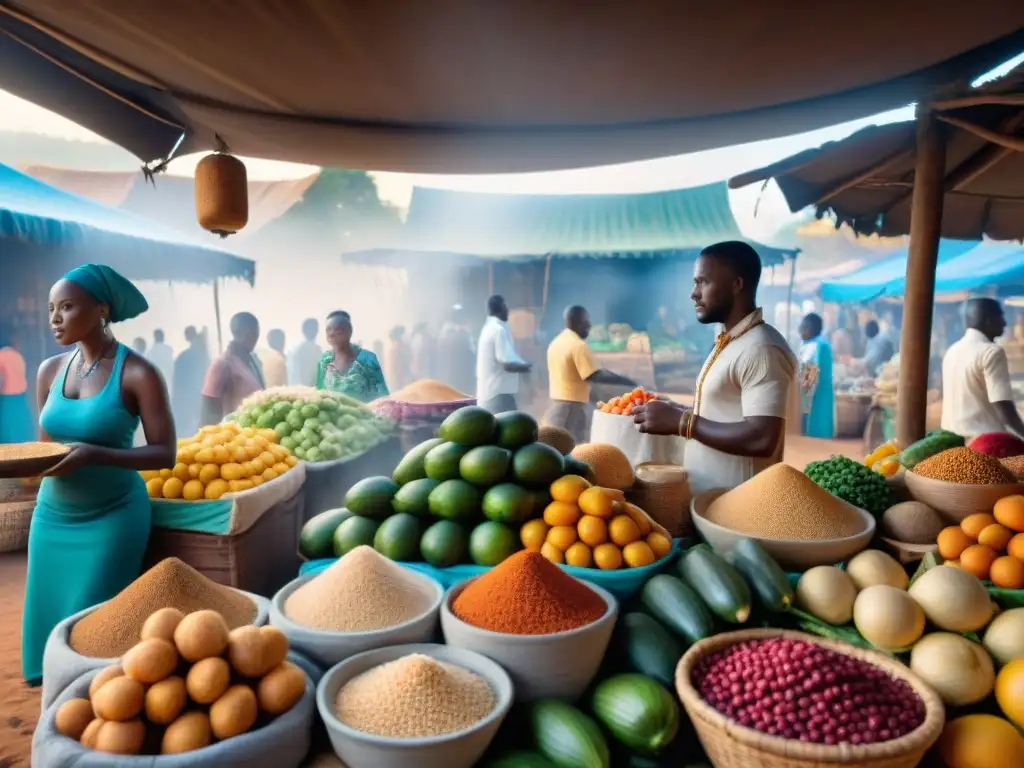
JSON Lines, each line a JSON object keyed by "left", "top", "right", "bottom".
{"left": 544, "top": 305, "right": 635, "bottom": 442}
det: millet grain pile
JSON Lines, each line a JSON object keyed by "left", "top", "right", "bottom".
{"left": 69, "top": 558, "right": 257, "bottom": 657}
{"left": 913, "top": 447, "right": 1014, "bottom": 485}
{"left": 704, "top": 464, "right": 864, "bottom": 540}
{"left": 385, "top": 379, "right": 470, "bottom": 403}
{"left": 334, "top": 653, "right": 494, "bottom": 738}
{"left": 284, "top": 546, "right": 432, "bottom": 632}
{"left": 1001, "top": 455, "right": 1024, "bottom": 480}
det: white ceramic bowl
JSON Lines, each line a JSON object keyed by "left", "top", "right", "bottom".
{"left": 690, "top": 490, "right": 876, "bottom": 570}
{"left": 316, "top": 643, "right": 513, "bottom": 768}
{"left": 440, "top": 577, "right": 618, "bottom": 702}
{"left": 270, "top": 572, "right": 444, "bottom": 669}
{"left": 904, "top": 471, "right": 1022, "bottom": 522}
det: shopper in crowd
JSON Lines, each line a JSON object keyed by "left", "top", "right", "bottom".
{"left": 797, "top": 313, "right": 834, "bottom": 439}
{"left": 0, "top": 324, "right": 34, "bottom": 444}
{"left": 941, "top": 298, "right": 1024, "bottom": 440}
{"left": 148, "top": 329, "right": 175, "bottom": 394}
{"left": 172, "top": 325, "right": 208, "bottom": 437}
{"left": 261, "top": 328, "right": 288, "bottom": 388}
{"left": 200, "top": 312, "right": 265, "bottom": 426}
{"left": 288, "top": 317, "right": 322, "bottom": 387}
{"left": 544, "top": 304, "right": 636, "bottom": 443}
{"left": 861, "top": 320, "right": 895, "bottom": 377}
{"left": 23, "top": 264, "right": 176, "bottom": 684}
{"left": 131, "top": 337, "right": 147, "bottom": 355}
{"left": 631, "top": 241, "right": 796, "bottom": 494}
{"left": 316, "top": 310, "right": 389, "bottom": 402}
{"left": 384, "top": 325, "right": 412, "bottom": 393}
{"left": 437, "top": 305, "right": 477, "bottom": 395}
{"left": 476, "top": 295, "right": 532, "bottom": 413}
{"left": 410, "top": 321, "right": 435, "bottom": 381}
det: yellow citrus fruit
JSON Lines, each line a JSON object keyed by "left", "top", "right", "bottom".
{"left": 269, "top": 445, "right": 288, "bottom": 461}
{"left": 188, "top": 463, "right": 202, "bottom": 479}
{"left": 198, "top": 464, "right": 221, "bottom": 485}
{"left": 543, "top": 501, "right": 581, "bottom": 527}
{"left": 273, "top": 462, "right": 290, "bottom": 475}
{"left": 624, "top": 502, "right": 653, "bottom": 535}
{"left": 285, "top": 455, "right": 299, "bottom": 467}
{"left": 252, "top": 435, "right": 270, "bottom": 449}
{"left": 258, "top": 429, "right": 279, "bottom": 444}
{"left": 593, "top": 543, "right": 623, "bottom": 571}
{"left": 162, "top": 477, "right": 184, "bottom": 500}
{"left": 646, "top": 532, "right": 672, "bottom": 559}
{"left": 204, "top": 479, "right": 229, "bottom": 500}
{"left": 578, "top": 487, "right": 619, "bottom": 519}
{"left": 194, "top": 447, "right": 215, "bottom": 464}
{"left": 220, "top": 463, "right": 244, "bottom": 482}
{"left": 540, "top": 541, "right": 565, "bottom": 564}
{"left": 995, "top": 659, "right": 1024, "bottom": 728}
{"left": 215, "top": 430, "right": 235, "bottom": 444}
{"left": 258, "top": 451, "right": 276, "bottom": 468}
{"left": 608, "top": 515, "right": 642, "bottom": 546}
{"left": 175, "top": 449, "right": 192, "bottom": 464}
{"left": 145, "top": 478, "right": 165, "bottom": 498}
{"left": 249, "top": 474, "right": 265, "bottom": 487}
{"left": 171, "top": 463, "right": 191, "bottom": 482}
{"left": 231, "top": 445, "right": 250, "bottom": 463}
{"left": 520, "top": 519, "right": 550, "bottom": 552}
{"left": 140, "top": 470, "right": 160, "bottom": 482}
{"left": 550, "top": 475, "right": 592, "bottom": 504}
{"left": 577, "top": 515, "right": 608, "bottom": 547}
{"left": 564, "top": 542, "right": 593, "bottom": 568}
{"left": 250, "top": 458, "right": 267, "bottom": 475}
{"left": 228, "top": 479, "right": 254, "bottom": 494}
{"left": 546, "top": 525, "right": 578, "bottom": 552}
{"left": 262, "top": 468, "right": 279, "bottom": 483}
{"left": 159, "top": 468, "right": 173, "bottom": 479}
{"left": 623, "top": 541, "right": 656, "bottom": 568}
{"left": 211, "top": 445, "right": 231, "bottom": 464}
{"left": 961, "top": 513, "right": 998, "bottom": 540}
{"left": 182, "top": 480, "right": 204, "bottom": 501}
{"left": 979, "top": 524, "right": 1014, "bottom": 552}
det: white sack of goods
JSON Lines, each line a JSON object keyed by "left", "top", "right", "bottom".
{"left": 589, "top": 409, "right": 684, "bottom": 469}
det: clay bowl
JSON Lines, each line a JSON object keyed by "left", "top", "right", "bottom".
{"left": 903, "top": 471, "right": 1022, "bottom": 523}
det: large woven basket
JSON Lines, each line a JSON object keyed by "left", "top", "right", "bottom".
{"left": 0, "top": 499, "right": 33, "bottom": 553}
{"left": 0, "top": 442, "right": 69, "bottom": 479}
{"left": 675, "top": 629, "right": 944, "bottom": 768}
{"left": 627, "top": 463, "right": 691, "bottom": 537}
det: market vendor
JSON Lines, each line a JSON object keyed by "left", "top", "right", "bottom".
{"left": 798, "top": 313, "right": 835, "bottom": 439}
{"left": 316, "top": 310, "right": 389, "bottom": 402}
{"left": 476, "top": 295, "right": 532, "bottom": 413}
{"left": 200, "top": 311, "right": 265, "bottom": 426}
{"left": 632, "top": 241, "right": 796, "bottom": 494}
{"left": 544, "top": 305, "right": 637, "bottom": 443}
{"left": 22, "top": 265, "right": 177, "bottom": 685}
{"left": 941, "top": 298, "right": 1024, "bottom": 440}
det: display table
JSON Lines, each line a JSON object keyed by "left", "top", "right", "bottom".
{"left": 592, "top": 351, "right": 656, "bottom": 390}
{"left": 302, "top": 436, "right": 403, "bottom": 521}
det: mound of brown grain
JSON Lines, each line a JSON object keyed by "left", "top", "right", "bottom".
{"left": 386, "top": 380, "right": 470, "bottom": 403}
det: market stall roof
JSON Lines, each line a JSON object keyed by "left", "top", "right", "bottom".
{"left": 728, "top": 64, "right": 1024, "bottom": 240}
{"left": 1, "top": 2, "right": 1022, "bottom": 172}
{"left": 0, "top": 161, "right": 255, "bottom": 284}
{"left": 344, "top": 183, "right": 796, "bottom": 267}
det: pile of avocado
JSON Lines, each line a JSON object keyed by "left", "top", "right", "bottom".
{"left": 299, "top": 406, "right": 596, "bottom": 568}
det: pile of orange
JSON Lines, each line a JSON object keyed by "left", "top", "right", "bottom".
{"left": 936, "top": 495, "right": 1024, "bottom": 587}
{"left": 141, "top": 422, "right": 298, "bottom": 501}
{"left": 597, "top": 387, "right": 658, "bottom": 416}
{"left": 519, "top": 475, "right": 672, "bottom": 570}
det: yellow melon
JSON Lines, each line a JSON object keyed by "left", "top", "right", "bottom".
{"left": 538, "top": 425, "right": 575, "bottom": 455}
{"left": 570, "top": 443, "right": 634, "bottom": 490}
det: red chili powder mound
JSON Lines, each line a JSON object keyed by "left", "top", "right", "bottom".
{"left": 451, "top": 550, "right": 607, "bottom": 635}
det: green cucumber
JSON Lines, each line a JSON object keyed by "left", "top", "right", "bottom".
{"left": 678, "top": 546, "right": 752, "bottom": 624}
{"left": 640, "top": 575, "right": 714, "bottom": 645}
{"left": 726, "top": 538, "right": 794, "bottom": 613}
{"left": 591, "top": 674, "right": 679, "bottom": 756}
{"left": 486, "top": 752, "right": 557, "bottom": 768}
{"left": 619, "top": 613, "right": 683, "bottom": 688}
{"left": 531, "top": 700, "right": 610, "bottom": 768}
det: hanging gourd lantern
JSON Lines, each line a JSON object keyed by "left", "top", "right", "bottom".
{"left": 195, "top": 147, "right": 248, "bottom": 237}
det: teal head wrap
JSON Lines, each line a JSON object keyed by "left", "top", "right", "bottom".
{"left": 62, "top": 264, "right": 149, "bottom": 323}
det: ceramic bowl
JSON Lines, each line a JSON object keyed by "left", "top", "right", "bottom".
{"left": 440, "top": 577, "right": 617, "bottom": 702}
{"left": 903, "top": 471, "right": 1022, "bottom": 522}
{"left": 270, "top": 572, "right": 443, "bottom": 668}
{"left": 316, "top": 643, "right": 512, "bottom": 768}
{"left": 690, "top": 490, "right": 875, "bottom": 570}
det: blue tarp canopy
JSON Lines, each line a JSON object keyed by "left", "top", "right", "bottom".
{"left": 0, "top": 162, "right": 254, "bottom": 285}
{"left": 820, "top": 240, "right": 977, "bottom": 302}
{"left": 932, "top": 241, "right": 1024, "bottom": 296}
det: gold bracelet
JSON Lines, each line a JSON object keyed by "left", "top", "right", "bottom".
{"left": 686, "top": 412, "right": 696, "bottom": 441}
{"left": 677, "top": 412, "right": 687, "bottom": 437}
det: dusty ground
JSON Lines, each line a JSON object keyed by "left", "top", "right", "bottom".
{"left": 0, "top": 436, "right": 859, "bottom": 765}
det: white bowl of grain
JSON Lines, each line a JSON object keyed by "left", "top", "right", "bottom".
{"left": 316, "top": 643, "right": 513, "bottom": 768}
{"left": 270, "top": 546, "right": 444, "bottom": 668}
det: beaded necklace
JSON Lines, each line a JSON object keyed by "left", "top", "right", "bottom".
{"left": 692, "top": 320, "right": 764, "bottom": 418}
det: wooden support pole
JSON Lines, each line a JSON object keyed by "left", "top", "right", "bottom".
{"left": 897, "top": 108, "right": 946, "bottom": 447}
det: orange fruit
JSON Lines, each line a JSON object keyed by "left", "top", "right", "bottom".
{"left": 544, "top": 501, "right": 581, "bottom": 527}
{"left": 944, "top": 560, "right": 961, "bottom": 569}
{"left": 608, "top": 515, "right": 642, "bottom": 547}
{"left": 578, "top": 487, "right": 618, "bottom": 519}
{"left": 937, "top": 526, "right": 972, "bottom": 561}
{"left": 162, "top": 477, "right": 184, "bottom": 500}
{"left": 550, "top": 475, "right": 592, "bottom": 504}
{"left": 261, "top": 468, "right": 279, "bottom": 483}
{"left": 228, "top": 479, "right": 254, "bottom": 494}
{"left": 546, "top": 525, "right": 578, "bottom": 552}
{"left": 145, "top": 478, "right": 166, "bottom": 499}
{"left": 1008, "top": 533, "right": 1024, "bottom": 561}
{"left": 171, "top": 463, "right": 191, "bottom": 482}
{"left": 959, "top": 544, "right": 999, "bottom": 580}
{"left": 187, "top": 463, "right": 202, "bottom": 479}
{"left": 995, "top": 659, "right": 1024, "bottom": 729}
{"left": 140, "top": 470, "right": 160, "bottom": 482}
{"left": 939, "top": 714, "right": 1024, "bottom": 768}
{"left": 623, "top": 541, "right": 656, "bottom": 568}
{"left": 990, "top": 556, "right": 1024, "bottom": 589}
{"left": 994, "top": 495, "right": 1024, "bottom": 533}
{"left": 623, "top": 502, "right": 653, "bottom": 536}
{"left": 204, "top": 479, "right": 229, "bottom": 500}
{"left": 220, "top": 463, "right": 245, "bottom": 482}
{"left": 198, "top": 463, "right": 220, "bottom": 485}
{"left": 979, "top": 523, "right": 1014, "bottom": 552}
{"left": 285, "top": 455, "right": 299, "bottom": 468}
{"left": 211, "top": 445, "right": 231, "bottom": 464}
{"left": 577, "top": 515, "right": 608, "bottom": 547}
{"left": 182, "top": 480, "right": 204, "bottom": 501}
{"left": 159, "top": 468, "right": 173, "bottom": 479}
{"left": 540, "top": 541, "right": 565, "bottom": 564}
{"left": 273, "top": 462, "right": 290, "bottom": 475}
{"left": 564, "top": 542, "right": 593, "bottom": 568}
{"left": 593, "top": 543, "right": 624, "bottom": 571}
{"left": 646, "top": 532, "right": 672, "bottom": 559}
{"left": 961, "top": 513, "right": 998, "bottom": 540}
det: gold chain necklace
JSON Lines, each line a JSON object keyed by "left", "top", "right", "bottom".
{"left": 693, "top": 320, "right": 763, "bottom": 417}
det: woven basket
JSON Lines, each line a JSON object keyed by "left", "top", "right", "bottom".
{"left": 835, "top": 396, "right": 871, "bottom": 439}
{"left": 674, "top": 629, "right": 944, "bottom": 768}
{"left": 0, "top": 499, "right": 33, "bottom": 553}
{"left": 0, "top": 442, "right": 69, "bottom": 479}
{"left": 627, "top": 463, "right": 691, "bottom": 537}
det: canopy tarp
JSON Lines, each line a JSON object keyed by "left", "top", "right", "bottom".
{"left": 932, "top": 240, "right": 1024, "bottom": 295}
{"left": 344, "top": 183, "right": 795, "bottom": 266}
{"left": 0, "top": 161, "right": 255, "bottom": 284}
{"left": 1, "top": 1, "right": 1022, "bottom": 172}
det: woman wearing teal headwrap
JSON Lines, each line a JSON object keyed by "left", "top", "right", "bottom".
{"left": 22, "top": 264, "right": 176, "bottom": 685}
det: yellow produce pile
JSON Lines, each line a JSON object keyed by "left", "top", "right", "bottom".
{"left": 55, "top": 608, "right": 304, "bottom": 756}
{"left": 142, "top": 422, "right": 298, "bottom": 501}
{"left": 384, "top": 379, "right": 470, "bottom": 403}
{"left": 520, "top": 475, "right": 672, "bottom": 570}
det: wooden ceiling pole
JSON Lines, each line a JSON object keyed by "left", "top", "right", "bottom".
{"left": 896, "top": 106, "right": 947, "bottom": 447}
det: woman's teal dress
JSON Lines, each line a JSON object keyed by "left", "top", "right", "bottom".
{"left": 315, "top": 347, "right": 389, "bottom": 402}
{"left": 799, "top": 335, "right": 835, "bottom": 439}
{"left": 22, "top": 344, "right": 151, "bottom": 683}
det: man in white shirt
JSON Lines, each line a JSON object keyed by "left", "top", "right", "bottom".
{"left": 941, "top": 298, "right": 1024, "bottom": 440}
{"left": 149, "top": 328, "right": 175, "bottom": 395}
{"left": 288, "top": 317, "right": 322, "bottom": 387}
{"left": 476, "top": 295, "right": 532, "bottom": 413}
{"left": 632, "top": 241, "right": 796, "bottom": 494}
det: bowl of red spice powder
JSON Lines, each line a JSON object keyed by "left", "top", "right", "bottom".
{"left": 440, "top": 550, "right": 618, "bottom": 702}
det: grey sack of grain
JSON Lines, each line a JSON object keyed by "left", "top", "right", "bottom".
{"left": 33, "top": 666, "right": 314, "bottom": 767}
{"left": 40, "top": 591, "right": 270, "bottom": 711}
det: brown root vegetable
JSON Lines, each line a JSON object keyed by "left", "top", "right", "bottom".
{"left": 186, "top": 657, "right": 231, "bottom": 704}
{"left": 122, "top": 637, "right": 179, "bottom": 684}
{"left": 210, "top": 685, "right": 259, "bottom": 740}
{"left": 91, "top": 676, "right": 145, "bottom": 722}
{"left": 257, "top": 661, "right": 305, "bottom": 715}
{"left": 54, "top": 698, "right": 93, "bottom": 740}
{"left": 145, "top": 676, "right": 187, "bottom": 725}
{"left": 140, "top": 607, "right": 185, "bottom": 643}
{"left": 174, "top": 609, "right": 230, "bottom": 662}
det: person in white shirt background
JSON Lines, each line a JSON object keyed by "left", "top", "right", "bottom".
{"left": 476, "top": 295, "right": 532, "bottom": 413}
{"left": 941, "top": 298, "right": 1024, "bottom": 440}
{"left": 148, "top": 328, "right": 175, "bottom": 397}
{"left": 288, "top": 317, "right": 323, "bottom": 387}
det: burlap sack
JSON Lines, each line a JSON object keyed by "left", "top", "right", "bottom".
{"left": 626, "top": 463, "right": 692, "bottom": 538}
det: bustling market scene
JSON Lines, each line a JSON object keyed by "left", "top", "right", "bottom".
{"left": 2, "top": 4, "right": 1024, "bottom": 767}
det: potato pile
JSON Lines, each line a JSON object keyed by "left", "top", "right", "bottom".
{"left": 54, "top": 608, "right": 306, "bottom": 755}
